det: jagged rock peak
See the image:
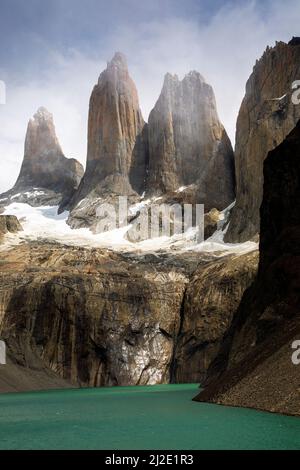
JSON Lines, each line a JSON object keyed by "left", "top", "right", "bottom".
{"left": 68, "top": 52, "right": 146, "bottom": 220}
{"left": 254, "top": 40, "right": 300, "bottom": 73}
{"left": 98, "top": 51, "right": 131, "bottom": 87}
{"left": 183, "top": 70, "right": 206, "bottom": 82}
{"left": 108, "top": 51, "right": 128, "bottom": 70}
{"left": 25, "top": 106, "right": 63, "bottom": 161}
{"left": 32, "top": 106, "right": 53, "bottom": 121}
{"left": 0, "top": 107, "right": 84, "bottom": 209}
{"left": 288, "top": 36, "right": 300, "bottom": 46}
{"left": 146, "top": 67, "right": 235, "bottom": 209}
{"left": 163, "top": 72, "right": 179, "bottom": 84}
{"left": 160, "top": 73, "right": 179, "bottom": 96}
{"left": 162, "top": 70, "right": 206, "bottom": 89}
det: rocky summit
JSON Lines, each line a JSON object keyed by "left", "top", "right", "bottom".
{"left": 0, "top": 107, "right": 84, "bottom": 210}
{"left": 225, "top": 39, "right": 300, "bottom": 243}
{"left": 70, "top": 53, "right": 146, "bottom": 203}
{"left": 68, "top": 53, "right": 148, "bottom": 228}
{"left": 68, "top": 54, "right": 235, "bottom": 230}
{"left": 146, "top": 72, "right": 235, "bottom": 210}
{"left": 196, "top": 121, "right": 300, "bottom": 416}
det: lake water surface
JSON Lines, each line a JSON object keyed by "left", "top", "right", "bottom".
{"left": 0, "top": 384, "right": 299, "bottom": 450}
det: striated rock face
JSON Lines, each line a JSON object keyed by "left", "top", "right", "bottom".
{"left": 72, "top": 53, "right": 146, "bottom": 205}
{"left": 0, "top": 244, "right": 195, "bottom": 387}
{"left": 226, "top": 39, "right": 300, "bottom": 242}
{"left": 68, "top": 53, "right": 148, "bottom": 229}
{"left": 174, "top": 250, "right": 258, "bottom": 383}
{"left": 146, "top": 72, "right": 235, "bottom": 211}
{"left": 196, "top": 122, "right": 300, "bottom": 416}
{"left": 0, "top": 108, "right": 84, "bottom": 209}
{"left": 69, "top": 62, "right": 235, "bottom": 230}
{"left": 0, "top": 239, "right": 257, "bottom": 391}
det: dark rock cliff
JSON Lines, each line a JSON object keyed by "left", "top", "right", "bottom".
{"left": 174, "top": 250, "right": 258, "bottom": 383}
{"left": 226, "top": 39, "right": 300, "bottom": 242}
{"left": 0, "top": 242, "right": 257, "bottom": 391}
{"left": 195, "top": 121, "right": 300, "bottom": 416}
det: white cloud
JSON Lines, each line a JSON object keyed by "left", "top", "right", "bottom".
{"left": 0, "top": 0, "right": 300, "bottom": 193}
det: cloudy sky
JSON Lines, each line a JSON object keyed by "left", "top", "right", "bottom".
{"left": 0, "top": 0, "right": 300, "bottom": 192}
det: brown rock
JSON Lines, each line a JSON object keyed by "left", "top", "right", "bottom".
{"left": 0, "top": 215, "right": 22, "bottom": 234}
{"left": 71, "top": 53, "right": 146, "bottom": 204}
{"left": 0, "top": 215, "right": 22, "bottom": 243}
{"left": 68, "top": 57, "right": 236, "bottom": 231}
{"left": 174, "top": 250, "right": 258, "bottom": 383}
{"left": 226, "top": 39, "right": 300, "bottom": 242}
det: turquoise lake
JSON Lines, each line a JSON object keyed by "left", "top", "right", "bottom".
{"left": 0, "top": 384, "right": 299, "bottom": 450}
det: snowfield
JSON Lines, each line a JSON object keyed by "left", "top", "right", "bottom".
{"left": 1, "top": 202, "right": 257, "bottom": 255}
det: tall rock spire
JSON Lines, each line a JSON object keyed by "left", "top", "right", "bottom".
{"left": 146, "top": 71, "right": 235, "bottom": 210}
{"left": 12, "top": 107, "right": 84, "bottom": 206}
{"left": 69, "top": 54, "right": 235, "bottom": 229}
{"left": 73, "top": 52, "right": 146, "bottom": 202}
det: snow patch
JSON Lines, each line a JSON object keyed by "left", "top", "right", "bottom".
{"left": 269, "top": 94, "right": 287, "bottom": 101}
{"left": 129, "top": 196, "right": 163, "bottom": 217}
{"left": 177, "top": 186, "right": 188, "bottom": 193}
{"left": 0, "top": 201, "right": 258, "bottom": 255}
{"left": 1, "top": 203, "right": 132, "bottom": 250}
{"left": 11, "top": 190, "right": 47, "bottom": 200}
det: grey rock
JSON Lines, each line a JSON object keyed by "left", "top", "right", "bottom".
{"left": 0, "top": 107, "right": 84, "bottom": 209}
{"left": 146, "top": 72, "right": 235, "bottom": 211}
